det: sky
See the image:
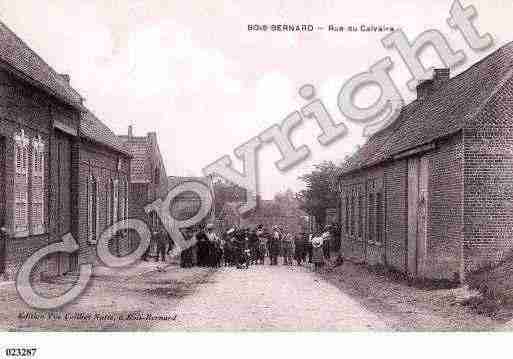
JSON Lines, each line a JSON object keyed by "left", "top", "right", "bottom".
{"left": 0, "top": 0, "right": 511, "bottom": 199}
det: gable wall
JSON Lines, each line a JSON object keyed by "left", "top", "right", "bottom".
{"left": 425, "top": 133, "right": 464, "bottom": 280}
{"left": 464, "top": 77, "right": 513, "bottom": 273}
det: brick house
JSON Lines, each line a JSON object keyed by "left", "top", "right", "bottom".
{"left": 118, "top": 127, "right": 168, "bottom": 232}
{"left": 0, "top": 22, "right": 132, "bottom": 280}
{"left": 0, "top": 21, "right": 83, "bottom": 280}
{"left": 337, "top": 43, "right": 513, "bottom": 283}
{"left": 73, "top": 111, "right": 131, "bottom": 271}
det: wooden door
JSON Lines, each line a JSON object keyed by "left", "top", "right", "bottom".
{"left": 417, "top": 157, "right": 429, "bottom": 277}
{"left": 407, "top": 156, "right": 429, "bottom": 279}
{"left": 55, "top": 132, "right": 73, "bottom": 274}
{"left": 0, "top": 138, "right": 5, "bottom": 276}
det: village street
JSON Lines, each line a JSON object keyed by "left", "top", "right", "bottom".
{"left": 0, "top": 262, "right": 386, "bottom": 331}
{"left": 0, "top": 259, "right": 510, "bottom": 331}
{"left": 167, "top": 265, "right": 387, "bottom": 331}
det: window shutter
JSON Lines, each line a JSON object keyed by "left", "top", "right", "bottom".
{"left": 124, "top": 180, "right": 129, "bottom": 220}
{"left": 31, "top": 136, "right": 45, "bottom": 234}
{"left": 88, "top": 176, "right": 99, "bottom": 244}
{"left": 88, "top": 176, "right": 92, "bottom": 242}
{"left": 113, "top": 179, "right": 119, "bottom": 223}
{"left": 106, "top": 180, "right": 112, "bottom": 226}
{"left": 14, "top": 130, "right": 29, "bottom": 235}
{"left": 95, "top": 179, "right": 99, "bottom": 240}
{"left": 118, "top": 180, "right": 124, "bottom": 221}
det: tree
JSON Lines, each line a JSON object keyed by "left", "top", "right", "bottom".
{"left": 296, "top": 161, "right": 339, "bottom": 227}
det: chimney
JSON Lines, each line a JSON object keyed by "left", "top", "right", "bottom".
{"left": 128, "top": 125, "right": 133, "bottom": 139}
{"left": 148, "top": 131, "right": 157, "bottom": 144}
{"left": 433, "top": 68, "right": 450, "bottom": 84}
{"left": 416, "top": 68, "right": 450, "bottom": 100}
{"left": 59, "top": 74, "right": 70, "bottom": 83}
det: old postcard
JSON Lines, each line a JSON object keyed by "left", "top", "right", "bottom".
{"left": 0, "top": 0, "right": 512, "bottom": 356}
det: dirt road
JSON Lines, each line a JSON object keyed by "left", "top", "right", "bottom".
{"left": 1, "top": 260, "right": 503, "bottom": 331}
{"left": 167, "top": 265, "right": 388, "bottom": 331}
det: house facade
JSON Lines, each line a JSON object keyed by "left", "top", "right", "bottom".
{"left": 73, "top": 111, "right": 131, "bottom": 272}
{"left": 0, "top": 21, "right": 83, "bottom": 280}
{"left": 0, "top": 22, "right": 132, "bottom": 280}
{"left": 118, "top": 127, "right": 168, "bottom": 232}
{"left": 337, "top": 43, "right": 513, "bottom": 283}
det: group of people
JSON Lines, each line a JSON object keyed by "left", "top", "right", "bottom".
{"left": 140, "top": 218, "right": 342, "bottom": 270}
{"left": 178, "top": 222, "right": 342, "bottom": 270}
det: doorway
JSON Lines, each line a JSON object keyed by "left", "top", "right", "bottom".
{"left": 55, "top": 131, "right": 73, "bottom": 274}
{"left": 407, "top": 156, "right": 429, "bottom": 279}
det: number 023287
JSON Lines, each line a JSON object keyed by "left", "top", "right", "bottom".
{"left": 4, "top": 348, "right": 37, "bottom": 357}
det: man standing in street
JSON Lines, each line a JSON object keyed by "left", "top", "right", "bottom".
{"left": 282, "top": 231, "right": 294, "bottom": 266}
{"left": 323, "top": 224, "right": 333, "bottom": 261}
{"left": 268, "top": 226, "right": 281, "bottom": 265}
{"left": 196, "top": 228, "right": 208, "bottom": 267}
{"left": 306, "top": 232, "right": 313, "bottom": 264}
{"left": 294, "top": 233, "right": 306, "bottom": 266}
{"left": 155, "top": 226, "right": 168, "bottom": 263}
{"left": 205, "top": 223, "right": 221, "bottom": 267}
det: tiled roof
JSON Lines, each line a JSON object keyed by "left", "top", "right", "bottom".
{"left": 0, "top": 21, "right": 83, "bottom": 108}
{"left": 339, "top": 42, "right": 513, "bottom": 176}
{"left": 80, "top": 111, "right": 131, "bottom": 156}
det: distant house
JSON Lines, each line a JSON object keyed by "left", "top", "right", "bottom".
{"left": 118, "top": 127, "right": 168, "bottom": 232}
{"left": 337, "top": 43, "right": 513, "bottom": 283}
{"left": 220, "top": 192, "right": 307, "bottom": 235}
{"left": 218, "top": 202, "right": 241, "bottom": 231}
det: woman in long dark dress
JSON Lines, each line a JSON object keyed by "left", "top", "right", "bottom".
{"left": 294, "top": 233, "right": 306, "bottom": 265}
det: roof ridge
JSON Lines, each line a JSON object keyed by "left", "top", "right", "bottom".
{"left": 339, "top": 43, "right": 513, "bottom": 176}
{"left": 80, "top": 109, "right": 131, "bottom": 155}
{"left": 0, "top": 21, "right": 57, "bottom": 80}
{"left": 0, "top": 21, "right": 82, "bottom": 97}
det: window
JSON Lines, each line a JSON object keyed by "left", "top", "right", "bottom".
{"left": 113, "top": 179, "right": 119, "bottom": 224}
{"left": 106, "top": 180, "right": 112, "bottom": 226}
{"left": 350, "top": 193, "right": 355, "bottom": 236}
{"left": 376, "top": 192, "right": 384, "bottom": 244}
{"left": 31, "top": 136, "right": 45, "bottom": 234}
{"left": 119, "top": 179, "right": 124, "bottom": 221}
{"left": 14, "top": 130, "right": 29, "bottom": 235}
{"left": 358, "top": 193, "right": 363, "bottom": 239}
{"left": 368, "top": 193, "right": 375, "bottom": 242}
{"left": 88, "top": 176, "right": 98, "bottom": 244}
{"left": 365, "top": 179, "right": 385, "bottom": 245}
{"left": 345, "top": 195, "right": 349, "bottom": 234}
{"left": 154, "top": 167, "right": 160, "bottom": 185}
{"left": 124, "top": 179, "right": 129, "bottom": 220}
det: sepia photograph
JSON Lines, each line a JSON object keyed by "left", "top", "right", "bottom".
{"left": 0, "top": 0, "right": 512, "bottom": 357}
